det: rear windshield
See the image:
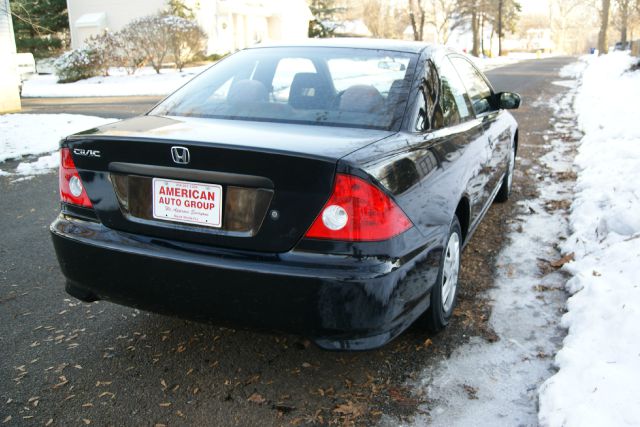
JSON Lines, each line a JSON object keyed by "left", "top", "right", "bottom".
{"left": 150, "top": 47, "right": 418, "bottom": 131}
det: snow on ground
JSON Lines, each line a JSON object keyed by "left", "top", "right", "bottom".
{"left": 0, "top": 114, "right": 116, "bottom": 176}
{"left": 538, "top": 52, "right": 640, "bottom": 426}
{"left": 383, "top": 59, "right": 578, "bottom": 427}
{"left": 21, "top": 65, "right": 209, "bottom": 98}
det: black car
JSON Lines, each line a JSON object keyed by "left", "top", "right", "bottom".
{"left": 51, "top": 39, "right": 520, "bottom": 351}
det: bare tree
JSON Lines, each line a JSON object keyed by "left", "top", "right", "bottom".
{"left": 614, "top": 0, "right": 633, "bottom": 43}
{"left": 409, "top": 0, "right": 458, "bottom": 43}
{"left": 424, "top": 0, "right": 458, "bottom": 43}
{"left": 362, "top": 0, "right": 395, "bottom": 38}
{"left": 550, "top": 0, "right": 604, "bottom": 54}
{"left": 409, "top": 0, "right": 426, "bottom": 40}
{"left": 598, "top": 0, "right": 612, "bottom": 54}
{"left": 362, "top": 0, "right": 385, "bottom": 37}
{"left": 453, "top": 0, "right": 483, "bottom": 55}
{"left": 549, "top": 0, "right": 589, "bottom": 54}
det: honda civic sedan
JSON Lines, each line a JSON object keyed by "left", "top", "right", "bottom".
{"left": 51, "top": 39, "right": 520, "bottom": 351}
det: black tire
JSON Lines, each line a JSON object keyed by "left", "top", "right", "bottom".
{"left": 495, "top": 141, "right": 516, "bottom": 203}
{"left": 424, "top": 216, "right": 462, "bottom": 332}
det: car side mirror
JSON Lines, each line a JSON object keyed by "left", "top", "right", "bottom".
{"left": 497, "top": 92, "right": 521, "bottom": 110}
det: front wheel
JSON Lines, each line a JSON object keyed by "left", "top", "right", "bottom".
{"left": 424, "top": 217, "right": 462, "bottom": 332}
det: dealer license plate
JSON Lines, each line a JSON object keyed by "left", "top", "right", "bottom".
{"left": 152, "top": 178, "right": 223, "bottom": 228}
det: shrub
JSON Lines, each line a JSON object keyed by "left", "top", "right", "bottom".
{"left": 116, "top": 27, "right": 149, "bottom": 75}
{"left": 57, "top": 12, "right": 208, "bottom": 81}
{"left": 53, "top": 48, "right": 100, "bottom": 83}
{"left": 196, "top": 52, "right": 229, "bottom": 62}
{"left": 163, "top": 15, "right": 207, "bottom": 71}
{"left": 115, "top": 13, "right": 207, "bottom": 74}
{"left": 86, "top": 31, "right": 123, "bottom": 76}
{"left": 125, "top": 15, "right": 173, "bottom": 74}
{"left": 86, "top": 29, "right": 147, "bottom": 75}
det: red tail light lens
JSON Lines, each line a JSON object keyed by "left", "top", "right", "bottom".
{"left": 59, "top": 148, "right": 93, "bottom": 208}
{"left": 304, "top": 173, "right": 413, "bottom": 241}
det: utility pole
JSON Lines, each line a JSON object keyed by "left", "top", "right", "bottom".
{"left": 0, "top": 0, "right": 22, "bottom": 112}
{"left": 481, "top": 13, "right": 485, "bottom": 56}
{"left": 498, "top": 0, "right": 503, "bottom": 56}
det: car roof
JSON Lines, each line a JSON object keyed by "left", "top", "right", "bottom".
{"left": 251, "top": 37, "right": 436, "bottom": 54}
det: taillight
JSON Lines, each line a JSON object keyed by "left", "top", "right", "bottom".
{"left": 304, "top": 173, "right": 412, "bottom": 241}
{"left": 59, "top": 148, "right": 93, "bottom": 208}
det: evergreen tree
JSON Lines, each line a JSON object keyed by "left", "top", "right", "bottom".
{"left": 308, "top": 0, "right": 343, "bottom": 38}
{"left": 493, "top": 0, "right": 521, "bottom": 56}
{"left": 453, "top": 0, "right": 520, "bottom": 56}
{"left": 165, "top": 0, "right": 195, "bottom": 20}
{"left": 9, "top": 0, "right": 68, "bottom": 57}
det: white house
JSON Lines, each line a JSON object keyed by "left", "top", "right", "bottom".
{"left": 0, "top": 0, "right": 20, "bottom": 112}
{"left": 66, "top": 0, "right": 312, "bottom": 55}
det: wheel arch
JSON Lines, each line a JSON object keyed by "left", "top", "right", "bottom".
{"left": 455, "top": 196, "right": 470, "bottom": 244}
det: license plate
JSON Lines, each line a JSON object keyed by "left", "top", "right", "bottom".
{"left": 152, "top": 178, "right": 222, "bottom": 228}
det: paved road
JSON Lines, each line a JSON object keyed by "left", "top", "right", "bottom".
{"left": 1, "top": 57, "right": 574, "bottom": 426}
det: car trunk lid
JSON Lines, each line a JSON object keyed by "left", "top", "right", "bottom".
{"left": 64, "top": 115, "right": 394, "bottom": 253}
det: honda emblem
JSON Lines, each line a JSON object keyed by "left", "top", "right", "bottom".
{"left": 171, "top": 146, "right": 190, "bottom": 165}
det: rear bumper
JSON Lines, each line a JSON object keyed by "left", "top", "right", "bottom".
{"left": 50, "top": 215, "right": 442, "bottom": 350}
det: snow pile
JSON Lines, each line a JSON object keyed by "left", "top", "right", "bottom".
{"left": 15, "top": 152, "right": 60, "bottom": 176}
{"left": 538, "top": 52, "right": 640, "bottom": 426}
{"left": 21, "top": 65, "right": 209, "bottom": 98}
{"left": 0, "top": 114, "right": 115, "bottom": 176}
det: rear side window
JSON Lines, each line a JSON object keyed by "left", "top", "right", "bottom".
{"left": 413, "top": 60, "right": 443, "bottom": 132}
{"left": 450, "top": 56, "right": 494, "bottom": 116}
{"left": 437, "top": 57, "right": 472, "bottom": 125}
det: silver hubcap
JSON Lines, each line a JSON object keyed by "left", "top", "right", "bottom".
{"left": 441, "top": 232, "right": 460, "bottom": 312}
{"left": 507, "top": 146, "right": 516, "bottom": 190}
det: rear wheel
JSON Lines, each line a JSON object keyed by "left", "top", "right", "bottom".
{"left": 424, "top": 217, "right": 462, "bottom": 332}
{"left": 495, "top": 141, "right": 516, "bottom": 203}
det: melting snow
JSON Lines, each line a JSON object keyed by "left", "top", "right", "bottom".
{"left": 538, "top": 52, "right": 640, "bottom": 427}
{"left": 0, "top": 114, "right": 115, "bottom": 176}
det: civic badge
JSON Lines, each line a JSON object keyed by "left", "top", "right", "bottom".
{"left": 171, "top": 146, "right": 190, "bottom": 165}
